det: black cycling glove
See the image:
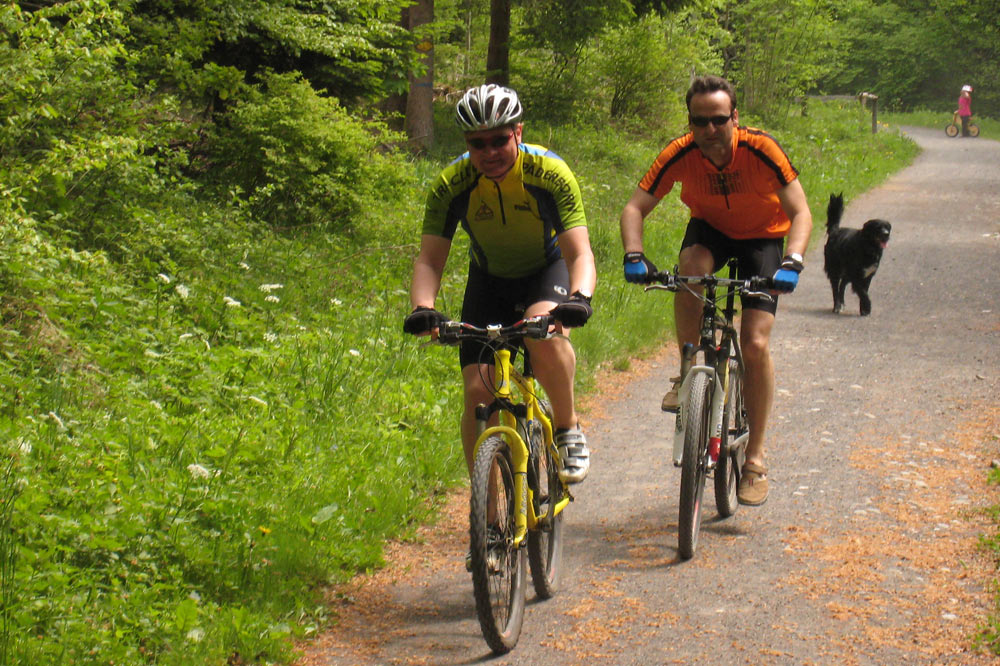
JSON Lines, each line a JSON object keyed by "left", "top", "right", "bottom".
{"left": 551, "top": 292, "right": 593, "bottom": 328}
{"left": 403, "top": 306, "right": 444, "bottom": 335}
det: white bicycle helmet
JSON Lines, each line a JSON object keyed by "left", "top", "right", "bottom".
{"left": 962, "top": 84, "right": 973, "bottom": 92}
{"left": 455, "top": 84, "right": 523, "bottom": 131}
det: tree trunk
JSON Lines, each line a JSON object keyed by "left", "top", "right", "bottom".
{"left": 485, "top": 0, "right": 510, "bottom": 85}
{"left": 405, "top": 0, "right": 435, "bottom": 153}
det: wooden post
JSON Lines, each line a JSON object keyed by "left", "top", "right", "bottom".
{"left": 858, "top": 92, "right": 879, "bottom": 134}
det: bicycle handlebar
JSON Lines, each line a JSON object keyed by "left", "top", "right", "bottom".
{"left": 644, "top": 271, "right": 775, "bottom": 302}
{"left": 433, "top": 315, "right": 555, "bottom": 346}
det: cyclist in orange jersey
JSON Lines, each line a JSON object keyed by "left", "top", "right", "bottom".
{"left": 620, "top": 75, "right": 813, "bottom": 506}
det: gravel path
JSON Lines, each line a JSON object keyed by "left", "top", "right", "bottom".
{"left": 300, "top": 126, "right": 1000, "bottom": 665}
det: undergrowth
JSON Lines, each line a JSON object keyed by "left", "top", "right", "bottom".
{"left": 1, "top": 100, "right": 920, "bottom": 662}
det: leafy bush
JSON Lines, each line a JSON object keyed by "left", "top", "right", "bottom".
{"left": 210, "top": 71, "right": 411, "bottom": 231}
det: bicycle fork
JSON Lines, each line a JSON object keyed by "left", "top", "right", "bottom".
{"left": 473, "top": 349, "right": 530, "bottom": 548}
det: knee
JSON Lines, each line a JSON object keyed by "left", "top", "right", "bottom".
{"left": 741, "top": 334, "right": 770, "bottom": 366}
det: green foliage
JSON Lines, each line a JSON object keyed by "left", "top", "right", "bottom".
{"left": 127, "top": 0, "right": 421, "bottom": 102}
{"left": 815, "top": 0, "right": 999, "bottom": 116}
{"left": 593, "top": 10, "right": 721, "bottom": 126}
{"left": 718, "top": 0, "right": 839, "bottom": 122}
{"left": 209, "top": 71, "right": 411, "bottom": 230}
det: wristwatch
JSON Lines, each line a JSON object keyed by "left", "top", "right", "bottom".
{"left": 787, "top": 252, "right": 803, "bottom": 264}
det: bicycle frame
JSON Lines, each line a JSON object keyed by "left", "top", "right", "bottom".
{"left": 672, "top": 278, "right": 743, "bottom": 468}
{"left": 473, "top": 347, "right": 569, "bottom": 549}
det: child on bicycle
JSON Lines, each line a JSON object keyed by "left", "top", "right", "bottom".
{"left": 619, "top": 75, "right": 813, "bottom": 506}
{"left": 957, "top": 84, "right": 973, "bottom": 137}
{"left": 403, "top": 84, "right": 597, "bottom": 486}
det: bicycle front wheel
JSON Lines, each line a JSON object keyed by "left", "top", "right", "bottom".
{"left": 678, "top": 372, "right": 711, "bottom": 560}
{"left": 469, "top": 434, "right": 526, "bottom": 654}
{"left": 715, "top": 359, "right": 745, "bottom": 517}
{"left": 945, "top": 123, "right": 959, "bottom": 137}
{"left": 527, "top": 401, "right": 564, "bottom": 600}
{"left": 969, "top": 123, "right": 980, "bottom": 137}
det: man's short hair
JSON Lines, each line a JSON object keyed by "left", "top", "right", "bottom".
{"left": 686, "top": 75, "right": 737, "bottom": 113}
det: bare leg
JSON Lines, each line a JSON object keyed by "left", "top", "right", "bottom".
{"left": 523, "top": 301, "right": 578, "bottom": 430}
{"left": 739, "top": 308, "right": 775, "bottom": 468}
{"left": 675, "top": 245, "right": 715, "bottom": 357}
{"left": 461, "top": 363, "right": 497, "bottom": 475}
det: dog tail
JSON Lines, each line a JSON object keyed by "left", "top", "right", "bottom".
{"left": 826, "top": 192, "right": 844, "bottom": 233}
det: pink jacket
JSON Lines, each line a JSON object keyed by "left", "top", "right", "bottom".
{"left": 958, "top": 94, "right": 972, "bottom": 117}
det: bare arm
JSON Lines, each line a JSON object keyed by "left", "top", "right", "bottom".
{"left": 776, "top": 178, "right": 813, "bottom": 257}
{"left": 620, "top": 188, "right": 661, "bottom": 254}
{"left": 557, "top": 226, "right": 597, "bottom": 297}
{"left": 409, "top": 234, "right": 452, "bottom": 309}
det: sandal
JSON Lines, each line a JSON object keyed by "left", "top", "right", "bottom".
{"left": 738, "top": 462, "right": 769, "bottom": 506}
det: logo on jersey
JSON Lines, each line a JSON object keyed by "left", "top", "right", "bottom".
{"left": 474, "top": 202, "right": 494, "bottom": 221}
{"left": 553, "top": 285, "right": 568, "bottom": 297}
{"left": 707, "top": 171, "right": 748, "bottom": 196}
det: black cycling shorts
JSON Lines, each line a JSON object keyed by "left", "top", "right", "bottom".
{"left": 681, "top": 218, "right": 783, "bottom": 314}
{"left": 459, "top": 260, "right": 569, "bottom": 368}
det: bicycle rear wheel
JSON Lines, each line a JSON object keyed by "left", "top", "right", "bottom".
{"left": 527, "top": 401, "right": 564, "bottom": 599}
{"left": 469, "top": 434, "right": 526, "bottom": 654}
{"left": 715, "top": 359, "right": 745, "bottom": 517}
{"left": 678, "top": 372, "right": 711, "bottom": 560}
{"left": 945, "top": 123, "right": 959, "bottom": 137}
{"left": 969, "top": 123, "right": 980, "bottom": 137}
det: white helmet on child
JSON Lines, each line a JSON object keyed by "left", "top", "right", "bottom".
{"left": 455, "top": 85, "right": 523, "bottom": 131}
{"left": 961, "top": 85, "right": 973, "bottom": 92}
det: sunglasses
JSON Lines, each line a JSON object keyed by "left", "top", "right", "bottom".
{"left": 466, "top": 133, "right": 514, "bottom": 150}
{"left": 689, "top": 113, "right": 733, "bottom": 128}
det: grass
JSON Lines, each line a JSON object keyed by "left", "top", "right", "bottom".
{"left": 0, "top": 100, "right": 931, "bottom": 662}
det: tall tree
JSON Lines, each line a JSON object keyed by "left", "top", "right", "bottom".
{"left": 405, "top": 0, "right": 436, "bottom": 151}
{"left": 485, "top": 0, "right": 511, "bottom": 84}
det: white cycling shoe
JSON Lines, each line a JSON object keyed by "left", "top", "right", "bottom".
{"left": 555, "top": 427, "right": 590, "bottom": 484}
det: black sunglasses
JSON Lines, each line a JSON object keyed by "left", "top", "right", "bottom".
{"left": 689, "top": 113, "right": 733, "bottom": 128}
{"left": 466, "top": 133, "right": 514, "bottom": 150}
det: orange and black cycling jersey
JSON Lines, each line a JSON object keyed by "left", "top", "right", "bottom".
{"left": 423, "top": 144, "right": 587, "bottom": 279}
{"left": 639, "top": 126, "right": 799, "bottom": 239}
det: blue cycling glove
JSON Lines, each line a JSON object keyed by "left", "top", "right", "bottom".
{"left": 623, "top": 252, "right": 658, "bottom": 284}
{"left": 772, "top": 255, "right": 804, "bottom": 293}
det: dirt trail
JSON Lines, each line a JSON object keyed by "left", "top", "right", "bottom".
{"left": 300, "top": 126, "right": 1000, "bottom": 665}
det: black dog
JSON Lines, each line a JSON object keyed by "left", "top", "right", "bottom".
{"left": 823, "top": 193, "right": 891, "bottom": 316}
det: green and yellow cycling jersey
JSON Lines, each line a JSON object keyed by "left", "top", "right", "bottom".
{"left": 423, "top": 143, "right": 587, "bottom": 279}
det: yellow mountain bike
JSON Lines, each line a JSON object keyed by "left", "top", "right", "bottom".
{"left": 433, "top": 315, "right": 571, "bottom": 654}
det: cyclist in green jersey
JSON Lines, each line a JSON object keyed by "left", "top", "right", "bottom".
{"left": 404, "top": 84, "right": 597, "bottom": 485}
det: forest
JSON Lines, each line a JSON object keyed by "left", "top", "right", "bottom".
{"left": 1, "top": 0, "right": 997, "bottom": 662}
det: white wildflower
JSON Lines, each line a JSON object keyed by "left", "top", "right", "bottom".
{"left": 156, "top": 273, "right": 171, "bottom": 284}
{"left": 187, "top": 463, "right": 211, "bottom": 480}
{"left": 179, "top": 333, "right": 194, "bottom": 341}
{"left": 223, "top": 296, "right": 241, "bottom": 308}
{"left": 17, "top": 439, "right": 32, "bottom": 455}
{"left": 265, "top": 294, "right": 280, "bottom": 304}
{"left": 247, "top": 395, "right": 268, "bottom": 407}
{"left": 151, "top": 400, "right": 163, "bottom": 411}
{"left": 263, "top": 332, "right": 278, "bottom": 343}
{"left": 330, "top": 298, "right": 342, "bottom": 306}
{"left": 258, "top": 283, "right": 284, "bottom": 293}
{"left": 238, "top": 261, "right": 250, "bottom": 271}
{"left": 348, "top": 349, "right": 361, "bottom": 357}
{"left": 175, "top": 284, "right": 189, "bottom": 299}
{"left": 186, "top": 627, "right": 206, "bottom": 642}
{"left": 144, "top": 349, "right": 162, "bottom": 358}
{"left": 47, "top": 411, "right": 66, "bottom": 431}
